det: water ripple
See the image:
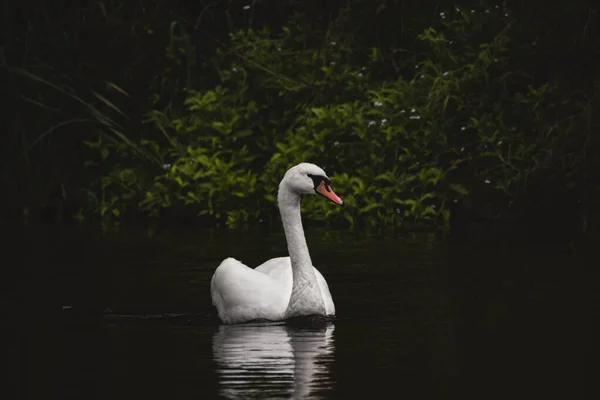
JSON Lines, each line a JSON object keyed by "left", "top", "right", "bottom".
{"left": 213, "top": 322, "right": 335, "bottom": 399}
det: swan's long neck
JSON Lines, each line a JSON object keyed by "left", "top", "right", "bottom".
{"left": 278, "top": 185, "right": 326, "bottom": 316}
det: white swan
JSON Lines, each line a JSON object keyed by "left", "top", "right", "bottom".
{"left": 210, "top": 162, "right": 343, "bottom": 324}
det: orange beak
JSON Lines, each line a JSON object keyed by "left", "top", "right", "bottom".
{"left": 316, "top": 180, "right": 343, "bottom": 205}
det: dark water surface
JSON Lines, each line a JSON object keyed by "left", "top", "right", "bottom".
{"left": 5, "top": 225, "right": 589, "bottom": 399}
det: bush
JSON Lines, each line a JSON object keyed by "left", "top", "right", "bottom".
{"left": 84, "top": 4, "right": 597, "bottom": 231}
{"left": 5, "top": 1, "right": 596, "bottom": 233}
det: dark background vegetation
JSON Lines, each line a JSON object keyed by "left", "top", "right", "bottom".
{"left": 2, "top": 0, "right": 599, "bottom": 236}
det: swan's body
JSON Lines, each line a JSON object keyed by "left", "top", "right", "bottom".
{"left": 210, "top": 163, "right": 343, "bottom": 324}
{"left": 211, "top": 257, "right": 335, "bottom": 324}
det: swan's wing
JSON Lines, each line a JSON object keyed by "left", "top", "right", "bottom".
{"left": 313, "top": 267, "right": 336, "bottom": 316}
{"left": 255, "top": 257, "right": 292, "bottom": 282}
{"left": 211, "top": 257, "right": 289, "bottom": 324}
{"left": 256, "top": 257, "right": 335, "bottom": 316}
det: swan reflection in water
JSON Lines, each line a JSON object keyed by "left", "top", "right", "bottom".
{"left": 212, "top": 321, "right": 335, "bottom": 399}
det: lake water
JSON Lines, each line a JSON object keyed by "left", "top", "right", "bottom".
{"left": 6, "top": 224, "right": 589, "bottom": 399}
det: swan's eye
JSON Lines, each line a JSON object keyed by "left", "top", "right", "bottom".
{"left": 307, "top": 174, "right": 331, "bottom": 189}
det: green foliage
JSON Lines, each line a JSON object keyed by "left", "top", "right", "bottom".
{"left": 4, "top": 1, "right": 599, "bottom": 233}
{"left": 84, "top": 5, "right": 528, "bottom": 229}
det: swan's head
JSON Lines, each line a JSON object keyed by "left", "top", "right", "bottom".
{"left": 280, "top": 163, "right": 343, "bottom": 205}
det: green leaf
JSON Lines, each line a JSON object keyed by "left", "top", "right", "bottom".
{"left": 344, "top": 214, "right": 354, "bottom": 226}
{"left": 449, "top": 183, "right": 469, "bottom": 195}
{"left": 311, "top": 108, "right": 326, "bottom": 118}
{"left": 174, "top": 176, "right": 187, "bottom": 187}
{"left": 421, "top": 206, "right": 437, "bottom": 216}
{"left": 358, "top": 203, "right": 384, "bottom": 214}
